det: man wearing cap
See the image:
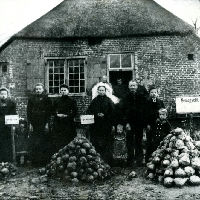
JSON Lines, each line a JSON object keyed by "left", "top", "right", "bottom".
{"left": 0, "top": 87, "right": 16, "bottom": 162}
{"left": 52, "top": 84, "right": 77, "bottom": 152}
{"left": 27, "top": 83, "right": 52, "bottom": 166}
{"left": 120, "top": 80, "right": 148, "bottom": 166}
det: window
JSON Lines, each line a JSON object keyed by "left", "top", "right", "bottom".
{"left": 108, "top": 54, "right": 133, "bottom": 70}
{"left": 188, "top": 54, "right": 194, "bottom": 61}
{"left": 48, "top": 59, "right": 65, "bottom": 94}
{"left": 47, "top": 58, "right": 86, "bottom": 94}
{"left": 0, "top": 62, "right": 8, "bottom": 74}
{"left": 68, "top": 59, "right": 85, "bottom": 93}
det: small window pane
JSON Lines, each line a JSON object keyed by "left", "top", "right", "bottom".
{"left": 54, "top": 81, "right": 59, "bottom": 86}
{"left": 69, "top": 80, "right": 75, "bottom": 86}
{"left": 49, "top": 74, "right": 53, "bottom": 80}
{"left": 49, "top": 87, "right": 53, "bottom": 93}
{"left": 54, "top": 74, "right": 59, "bottom": 80}
{"left": 59, "top": 60, "right": 64, "bottom": 66}
{"left": 69, "top": 74, "right": 74, "bottom": 79}
{"left": 80, "top": 80, "right": 85, "bottom": 86}
{"left": 122, "top": 54, "right": 131, "bottom": 68}
{"left": 49, "top": 68, "right": 53, "bottom": 73}
{"left": 74, "top": 74, "right": 79, "bottom": 79}
{"left": 74, "top": 67, "right": 79, "bottom": 73}
{"left": 68, "top": 60, "right": 73, "bottom": 66}
{"left": 49, "top": 81, "right": 53, "bottom": 87}
{"left": 48, "top": 60, "right": 54, "bottom": 67}
{"left": 80, "top": 59, "right": 84, "bottom": 66}
{"left": 69, "top": 87, "right": 75, "bottom": 93}
{"left": 69, "top": 67, "right": 74, "bottom": 73}
{"left": 54, "top": 67, "right": 60, "bottom": 73}
{"left": 60, "top": 67, "right": 64, "bottom": 73}
{"left": 74, "top": 60, "right": 79, "bottom": 66}
{"left": 54, "top": 87, "right": 59, "bottom": 94}
{"left": 80, "top": 87, "right": 85, "bottom": 92}
{"left": 80, "top": 67, "right": 84, "bottom": 73}
{"left": 80, "top": 73, "right": 84, "bottom": 79}
{"left": 54, "top": 60, "right": 59, "bottom": 66}
{"left": 60, "top": 74, "right": 64, "bottom": 80}
{"left": 74, "top": 87, "right": 79, "bottom": 93}
{"left": 110, "top": 55, "right": 120, "bottom": 68}
{"left": 74, "top": 80, "right": 79, "bottom": 86}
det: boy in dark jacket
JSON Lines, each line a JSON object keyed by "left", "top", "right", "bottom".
{"left": 146, "top": 85, "right": 165, "bottom": 161}
{"left": 153, "top": 108, "right": 171, "bottom": 150}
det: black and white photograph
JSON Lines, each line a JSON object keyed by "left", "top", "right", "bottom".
{"left": 0, "top": 0, "right": 200, "bottom": 199}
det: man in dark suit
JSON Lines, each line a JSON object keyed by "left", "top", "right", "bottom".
{"left": 121, "top": 80, "right": 148, "bottom": 166}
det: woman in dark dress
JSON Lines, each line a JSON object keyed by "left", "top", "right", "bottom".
{"left": 88, "top": 85, "right": 115, "bottom": 164}
{"left": 53, "top": 84, "right": 77, "bottom": 152}
{"left": 27, "top": 83, "right": 52, "bottom": 166}
{"left": 0, "top": 87, "right": 16, "bottom": 162}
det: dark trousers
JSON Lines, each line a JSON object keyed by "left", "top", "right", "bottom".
{"left": 0, "top": 126, "right": 12, "bottom": 162}
{"left": 146, "top": 123, "right": 157, "bottom": 162}
{"left": 126, "top": 125, "right": 143, "bottom": 165}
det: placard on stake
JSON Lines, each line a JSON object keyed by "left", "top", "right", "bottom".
{"left": 5, "top": 115, "right": 19, "bottom": 164}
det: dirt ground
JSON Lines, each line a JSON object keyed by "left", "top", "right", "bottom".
{"left": 0, "top": 166, "right": 200, "bottom": 200}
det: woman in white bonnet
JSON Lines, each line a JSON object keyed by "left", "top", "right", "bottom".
{"left": 92, "top": 75, "right": 119, "bottom": 104}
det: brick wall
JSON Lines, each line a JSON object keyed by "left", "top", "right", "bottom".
{"left": 0, "top": 34, "right": 200, "bottom": 119}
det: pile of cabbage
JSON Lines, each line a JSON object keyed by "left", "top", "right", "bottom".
{"left": 146, "top": 128, "right": 200, "bottom": 187}
{"left": 45, "top": 136, "right": 111, "bottom": 183}
{"left": 0, "top": 162, "right": 17, "bottom": 180}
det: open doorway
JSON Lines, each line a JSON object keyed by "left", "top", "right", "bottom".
{"left": 109, "top": 71, "right": 132, "bottom": 87}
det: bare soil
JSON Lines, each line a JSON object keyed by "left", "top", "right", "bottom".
{"left": 0, "top": 166, "right": 200, "bottom": 200}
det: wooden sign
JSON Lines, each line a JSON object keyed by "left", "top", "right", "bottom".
{"left": 80, "top": 115, "right": 94, "bottom": 124}
{"left": 176, "top": 97, "right": 200, "bottom": 114}
{"left": 5, "top": 115, "right": 19, "bottom": 125}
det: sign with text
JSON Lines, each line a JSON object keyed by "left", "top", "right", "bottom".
{"left": 80, "top": 115, "right": 94, "bottom": 124}
{"left": 5, "top": 115, "right": 19, "bottom": 125}
{"left": 176, "top": 97, "right": 200, "bottom": 114}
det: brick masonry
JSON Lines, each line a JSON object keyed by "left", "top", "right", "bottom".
{"left": 0, "top": 34, "right": 200, "bottom": 120}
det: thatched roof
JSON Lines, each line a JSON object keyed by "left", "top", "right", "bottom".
{"left": 14, "top": 0, "right": 195, "bottom": 38}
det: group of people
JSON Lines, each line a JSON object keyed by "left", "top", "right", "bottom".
{"left": 27, "top": 83, "right": 77, "bottom": 166}
{"left": 0, "top": 76, "right": 171, "bottom": 168}
{"left": 89, "top": 77, "right": 171, "bottom": 167}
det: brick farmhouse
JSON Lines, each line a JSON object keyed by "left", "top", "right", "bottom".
{"left": 0, "top": 0, "right": 200, "bottom": 121}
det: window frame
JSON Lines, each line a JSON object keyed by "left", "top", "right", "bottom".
{"left": 108, "top": 53, "right": 134, "bottom": 71}
{"left": 46, "top": 57, "right": 87, "bottom": 96}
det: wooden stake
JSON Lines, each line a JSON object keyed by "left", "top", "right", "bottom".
{"left": 11, "top": 125, "right": 16, "bottom": 164}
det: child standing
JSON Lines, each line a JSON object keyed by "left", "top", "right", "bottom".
{"left": 112, "top": 124, "right": 127, "bottom": 167}
{"left": 153, "top": 108, "right": 171, "bottom": 150}
{"left": 146, "top": 85, "right": 165, "bottom": 161}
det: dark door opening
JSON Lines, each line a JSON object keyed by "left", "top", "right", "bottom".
{"left": 109, "top": 71, "right": 132, "bottom": 87}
